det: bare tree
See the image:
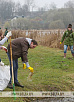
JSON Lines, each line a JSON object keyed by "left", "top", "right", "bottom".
{"left": 24, "top": 0, "right": 35, "bottom": 11}
{"left": 64, "top": 0, "right": 74, "bottom": 8}
{"left": 0, "top": 0, "right": 15, "bottom": 20}
{"left": 49, "top": 2, "right": 57, "bottom": 10}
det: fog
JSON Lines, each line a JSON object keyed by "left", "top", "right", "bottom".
{"left": 13, "top": 0, "right": 70, "bottom": 8}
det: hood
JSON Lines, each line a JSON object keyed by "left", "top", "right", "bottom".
{"left": 26, "top": 38, "right": 32, "bottom": 45}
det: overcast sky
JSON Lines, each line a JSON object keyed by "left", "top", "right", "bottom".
{"left": 13, "top": 0, "right": 70, "bottom": 8}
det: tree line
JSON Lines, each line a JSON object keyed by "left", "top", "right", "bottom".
{"left": 0, "top": 0, "right": 74, "bottom": 30}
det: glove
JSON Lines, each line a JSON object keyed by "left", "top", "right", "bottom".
{"left": 28, "top": 67, "right": 34, "bottom": 73}
{"left": 23, "top": 63, "right": 26, "bottom": 69}
{"left": 6, "top": 31, "right": 12, "bottom": 38}
{"left": 2, "top": 46, "right": 8, "bottom": 53}
{"left": 60, "top": 42, "right": 62, "bottom": 44}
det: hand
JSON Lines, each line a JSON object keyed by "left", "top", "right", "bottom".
{"left": 23, "top": 63, "right": 26, "bottom": 69}
{"left": 6, "top": 31, "right": 12, "bottom": 38}
{"left": 28, "top": 67, "right": 34, "bottom": 73}
{"left": 2, "top": 46, "right": 8, "bottom": 53}
{"left": 60, "top": 42, "right": 62, "bottom": 44}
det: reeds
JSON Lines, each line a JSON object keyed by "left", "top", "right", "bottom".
{"left": 10, "top": 29, "right": 65, "bottom": 50}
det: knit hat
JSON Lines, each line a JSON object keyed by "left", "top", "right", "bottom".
{"left": 68, "top": 24, "right": 72, "bottom": 28}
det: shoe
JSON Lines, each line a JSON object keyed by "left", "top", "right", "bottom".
{"left": 0, "top": 61, "right": 4, "bottom": 66}
{"left": 7, "top": 83, "right": 13, "bottom": 89}
{"left": 15, "top": 82, "right": 24, "bottom": 88}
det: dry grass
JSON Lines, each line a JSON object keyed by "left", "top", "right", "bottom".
{"left": 10, "top": 29, "right": 65, "bottom": 50}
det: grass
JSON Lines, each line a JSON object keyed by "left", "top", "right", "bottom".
{"left": 0, "top": 40, "right": 74, "bottom": 102}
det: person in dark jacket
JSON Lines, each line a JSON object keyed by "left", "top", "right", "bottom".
{"left": 7, "top": 37, "right": 38, "bottom": 89}
{"left": 4, "top": 28, "right": 8, "bottom": 42}
{"left": 60, "top": 24, "right": 74, "bottom": 58}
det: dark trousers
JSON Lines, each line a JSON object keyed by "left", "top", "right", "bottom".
{"left": 0, "top": 59, "right": 1, "bottom": 62}
{"left": 7, "top": 52, "right": 18, "bottom": 84}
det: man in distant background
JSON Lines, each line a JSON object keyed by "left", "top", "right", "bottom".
{"left": 4, "top": 28, "right": 8, "bottom": 42}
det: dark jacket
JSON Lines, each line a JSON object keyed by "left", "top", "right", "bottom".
{"left": 7, "top": 37, "right": 30, "bottom": 62}
{"left": 4, "top": 30, "right": 8, "bottom": 36}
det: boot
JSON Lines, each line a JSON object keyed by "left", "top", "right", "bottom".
{"left": 64, "top": 53, "right": 66, "bottom": 58}
{"left": 7, "top": 83, "right": 13, "bottom": 89}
